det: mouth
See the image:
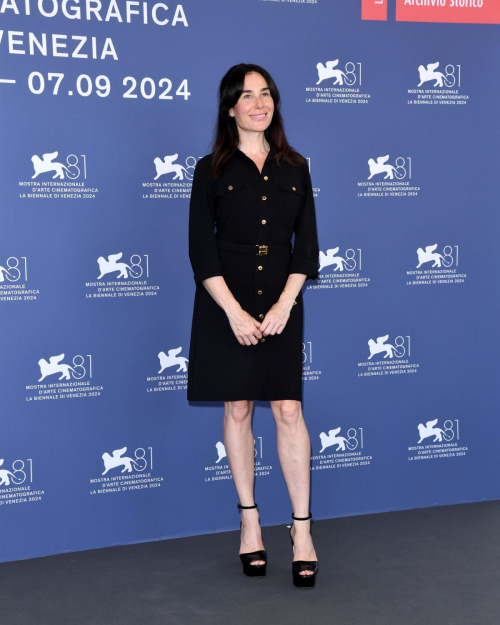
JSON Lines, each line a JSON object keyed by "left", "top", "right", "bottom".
{"left": 250, "top": 113, "right": 267, "bottom": 120}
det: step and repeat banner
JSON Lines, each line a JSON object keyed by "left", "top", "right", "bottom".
{"left": 1, "top": 0, "right": 499, "bottom": 562}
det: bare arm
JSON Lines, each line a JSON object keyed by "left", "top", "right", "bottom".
{"left": 202, "top": 276, "right": 263, "bottom": 346}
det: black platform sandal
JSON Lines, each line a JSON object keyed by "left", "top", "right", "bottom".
{"left": 289, "top": 512, "right": 319, "bottom": 588}
{"left": 237, "top": 503, "right": 267, "bottom": 578}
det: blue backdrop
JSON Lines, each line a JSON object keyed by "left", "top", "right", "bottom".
{"left": 1, "top": 0, "right": 499, "bottom": 563}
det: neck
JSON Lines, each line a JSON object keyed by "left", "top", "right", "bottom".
{"left": 237, "top": 130, "right": 270, "bottom": 156}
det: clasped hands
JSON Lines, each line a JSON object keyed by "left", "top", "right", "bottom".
{"left": 227, "top": 295, "right": 295, "bottom": 346}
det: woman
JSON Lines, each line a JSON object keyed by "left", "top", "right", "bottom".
{"left": 187, "top": 64, "right": 320, "bottom": 588}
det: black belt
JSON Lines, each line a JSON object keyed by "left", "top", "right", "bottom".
{"left": 216, "top": 238, "right": 292, "bottom": 256}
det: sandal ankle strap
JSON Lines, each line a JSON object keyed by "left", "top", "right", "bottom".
{"left": 292, "top": 512, "right": 312, "bottom": 521}
{"left": 238, "top": 503, "right": 258, "bottom": 510}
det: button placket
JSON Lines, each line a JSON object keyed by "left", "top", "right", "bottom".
{"left": 255, "top": 166, "right": 270, "bottom": 338}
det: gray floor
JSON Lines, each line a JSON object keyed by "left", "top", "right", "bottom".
{"left": 1, "top": 500, "right": 499, "bottom": 625}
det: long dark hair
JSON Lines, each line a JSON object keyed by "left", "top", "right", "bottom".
{"left": 211, "top": 63, "right": 306, "bottom": 178}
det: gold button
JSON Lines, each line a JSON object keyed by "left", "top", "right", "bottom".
{"left": 261, "top": 219, "right": 266, "bottom": 224}
{"left": 228, "top": 185, "right": 233, "bottom": 190}
{"left": 292, "top": 187, "right": 296, "bottom": 191}
{"left": 263, "top": 176, "right": 268, "bottom": 181}
{"left": 262, "top": 196, "right": 267, "bottom": 201}
{"left": 258, "top": 314, "right": 264, "bottom": 319}
{"left": 258, "top": 265, "right": 263, "bottom": 271}
{"left": 260, "top": 338, "right": 266, "bottom": 342}
{"left": 257, "top": 290, "right": 262, "bottom": 295}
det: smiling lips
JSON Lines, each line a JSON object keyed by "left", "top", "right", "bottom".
{"left": 250, "top": 113, "right": 267, "bottom": 119}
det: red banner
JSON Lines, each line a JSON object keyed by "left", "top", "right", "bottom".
{"left": 396, "top": 0, "right": 500, "bottom": 24}
{"left": 362, "top": 0, "right": 388, "bottom": 21}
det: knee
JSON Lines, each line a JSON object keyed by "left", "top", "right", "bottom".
{"left": 272, "top": 400, "right": 302, "bottom": 427}
{"left": 224, "top": 400, "right": 253, "bottom": 425}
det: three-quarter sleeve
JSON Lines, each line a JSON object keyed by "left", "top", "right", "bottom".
{"left": 289, "top": 163, "right": 320, "bottom": 280}
{"left": 188, "top": 156, "right": 224, "bottom": 286}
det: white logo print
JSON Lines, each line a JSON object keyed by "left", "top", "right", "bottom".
{"left": 0, "top": 459, "right": 24, "bottom": 486}
{"left": 417, "top": 62, "right": 448, "bottom": 87}
{"left": 215, "top": 442, "right": 227, "bottom": 464}
{"left": 101, "top": 447, "right": 146, "bottom": 475}
{"left": 358, "top": 156, "right": 418, "bottom": 197}
{"left": 158, "top": 348, "right": 189, "bottom": 373}
{"left": 86, "top": 254, "right": 158, "bottom": 298}
{"left": 147, "top": 347, "right": 188, "bottom": 393}
{"left": 316, "top": 60, "right": 352, "bottom": 86}
{"left": 319, "top": 428, "right": 350, "bottom": 453}
{"left": 359, "top": 336, "right": 419, "bottom": 376}
{"left": 407, "top": 245, "right": 466, "bottom": 287}
{"left": 367, "top": 155, "right": 400, "bottom": 180}
{"left": 0, "top": 261, "right": 19, "bottom": 282}
{"left": 143, "top": 153, "right": 197, "bottom": 200}
{"left": 97, "top": 253, "right": 142, "bottom": 279}
{"left": 153, "top": 154, "right": 194, "bottom": 181}
{"left": 417, "top": 63, "right": 462, "bottom": 89}
{"left": 408, "top": 64, "right": 467, "bottom": 107}
{"left": 19, "top": 153, "right": 97, "bottom": 200}
{"left": 26, "top": 355, "right": 101, "bottom": 401}
{"left": 31, "top": 152, "right": 79, "bottom": 179}
{"left": 205, "top": 437, "right": 270, "bottom": 482}
{"left": 38, "top": 354, "right": 85, "bottom": 381}
{"left": 319, "top": 247, "right": 348, "bottom": 272}
{"left": 417, "top": 419, "right": 449, "bottom": 444}
{"left": 306, "top": 59, "right": 369, "bottom": 106}
{"left": 311, "top": 428, "right": 372, "bottom": 471}
{"left": 408, "top": 419, "right": 467, "bottom": 462}
{"left": 367, "top": 335, "right": 397, "bottom": 360}
{"left": 90, "top": 447, "right": 162, "bottom": 495}
{"left": 0, "top": 457, "right": 45, "bottom": 505}
{"left": 416, "top": 244, "right": 449, "bottom": 268}
{"left": 310, "top": 247, "right": 370, "bottom": 291}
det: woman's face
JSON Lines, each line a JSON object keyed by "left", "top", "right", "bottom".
{"left": 229, "top": 72, "right": 274, "bottom": 135}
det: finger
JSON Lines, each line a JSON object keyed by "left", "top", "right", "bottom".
{"left": 253, "top": 321, "right": 263, "bottom": 337}
{"left": 252, "top": 325, "right": 263, "bottom": 339}
{"left": 260, "top": 318, "right": 270, "bottom": 335}
{"left": 245, "top": 331, "right": 256, "bottom": 343}
{"left": 262, "top": 321, "right": 274, "bottom": 335}
{"left": 247, "top": 331, "right": 260, "bottom": 345}
{"left": 270, "top": 322, "right": 281, "bottom": 335}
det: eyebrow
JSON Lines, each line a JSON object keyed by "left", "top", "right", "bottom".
{"left": 241, "top": 87, "right": 270, "bottom": 93}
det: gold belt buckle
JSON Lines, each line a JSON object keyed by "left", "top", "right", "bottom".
{"left": 257, "top": 244, "right": 268, "bottom": 256}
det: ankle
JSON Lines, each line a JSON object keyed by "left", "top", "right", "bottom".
{"left": 291, "top": 521, "right": 311, "bottom": 537}
{"left": 241, "top": 515, "right": 260, "bottom": 528}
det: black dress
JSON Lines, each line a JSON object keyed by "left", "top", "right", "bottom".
{"left": 187, "top": 139, "right": 319, "bottom": 402}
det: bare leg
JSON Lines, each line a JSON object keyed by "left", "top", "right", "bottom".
{"left": 223, "top": 400, "right": 265, "bottom": 565}
{"left": 270, "top": 399, "right": 318, "bottom": 575}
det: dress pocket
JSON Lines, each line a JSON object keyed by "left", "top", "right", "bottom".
{"left": 279, "top": 182, "right": 305, "bottom": 211}
{"left": 214, "top": 180, "right": 247, "bottom": 214}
